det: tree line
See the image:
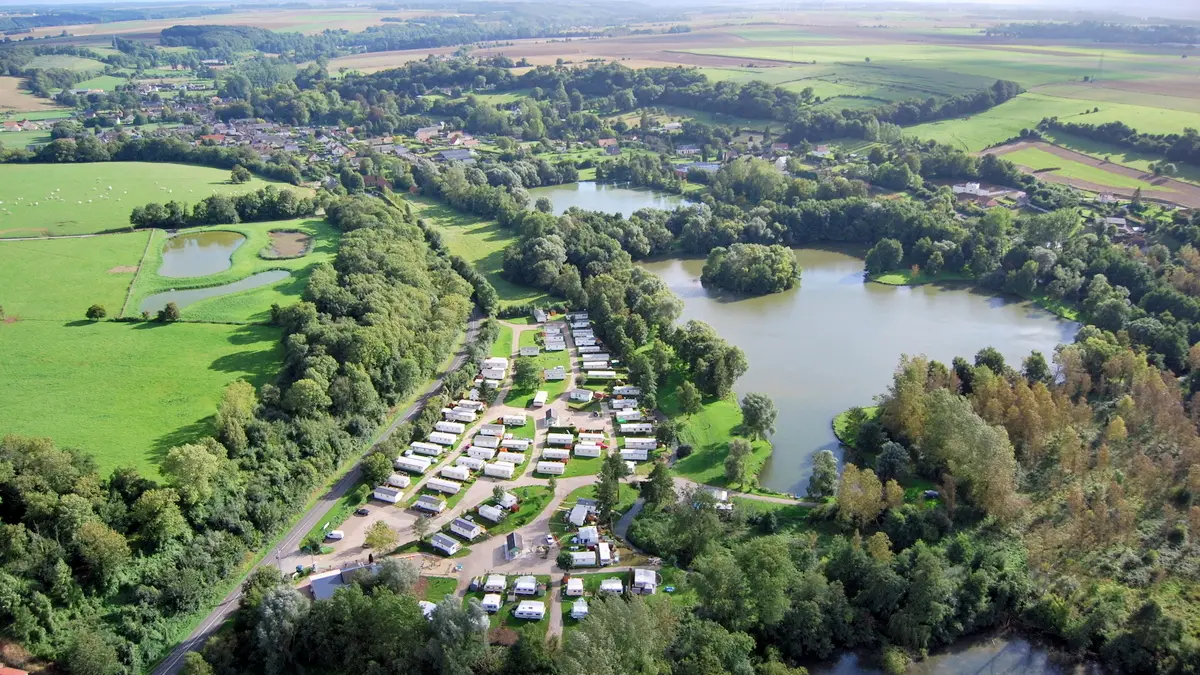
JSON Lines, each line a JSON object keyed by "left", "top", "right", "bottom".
{"left": 128, "top": 184, "right": 318, "bottom": 230}
{"left": 1039, "top": 118, "right": 1200, "bottom": 171}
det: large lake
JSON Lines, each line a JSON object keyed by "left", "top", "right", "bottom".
{"left": 642, "top": 249, "right": 1079, "bottom": 495}
{"left": 527, "top": 181, "right": 686, "bottom": 215}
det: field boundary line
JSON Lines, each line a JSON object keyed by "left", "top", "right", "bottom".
{"left": 119, "top": 229, "right": 156, "bottom": 318}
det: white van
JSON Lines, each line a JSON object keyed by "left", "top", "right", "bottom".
{"left": 324, "top": 530, "right": 345, "bottom": 541}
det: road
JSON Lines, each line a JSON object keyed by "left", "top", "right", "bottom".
{"left": 150, "top": 312, "right": 482, "bottom": 675}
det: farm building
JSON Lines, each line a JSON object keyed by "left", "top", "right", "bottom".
{"left": 578, "top": 345, "right": 601, "bottom": 353}
{"left": 620, "top": 422, "right": 654, "bottom": 434}
{"left": 441, "top": 465, "right": 470, "bottom": 481}
{"left": 503, "top": 414, "right": 527, "bottom": 426}
{"left": 547, "top": 433, "right": 574, "bottom": 446}
{"left": 600, "top": 578, "right": 623, "bottom": 594}
{"left": 565, "top": 577, "right": 585, "bottom": 596}
{"left": 536, "top": 461, "right": 566, "bottom": 475}
{"left": 450, "top": 518, "right": 483, "bottom": 540}
{"left": 611, "top": 398, "right": 638, "bottom": 410}
{"left": 373, "top": 486, "right": 402, "bottom": 503}
{"left": 572, "top": 551, "right": 597, "bottom": 567}
{"left": 632, "top": 569, "right": 659, "bottom": 595}
{"left": 483, "top": 357, "right": 509, "bottom": 370}
{"left": 426, "top": 478, "right": 461, "bottom": 495}
{"left": 497, "top": 451, "right": 526, "bottom": 464}
{"left": 434, "top": 421, "right": 466, "bottom": 434}
{"left": 571, "top": 598, "right": 589, "bottom": 619}
{"left": 395, "top": 455, "right": 432, "bottom": 474}
{"left": 427, "top": 432, "right": 458, "bottom": 446}
{"left": 621, "top": 447, "right": 650, "bottom": 462}
{"left": 616, "top": 410, "right": 644, "bottom": 422}
{"left": 467, "top": 446, "right": 497, "bottom": 460}
{"left": 387, "top": 473, "right": 411, "bottom": 488}
{"left": 444, "top": 409, "right": 477, "bottom": 423}
{"left": 430, "top": 533, "right": 460, "bottom": 556}
{"left": 414, "top": 495, "right": 445, "bottom": 513}
{"left": 578, "top": 526, "right": 600, "bottom": 546}
{"left": 480, "top": 423, "right": 505, "bottom": 436}
{"left": 484, "top": 574, "right": 506, "bottom": 592}
{"left": 519, "top": 346, "right": 539, "bottom": 357}
{"left": 544, "top": 366, "right": 567, "bottom": 381}
{"left": 410, "top": 441, "right": 444, "bottom": 456}
{"left": 478, "top": 503, "right": 505, "bottom": 522}
{"left": 473, "top": 434, "right": 501, "bottom": 449}
{"left": 456, "top": 456, "right": 485, "bottom": 471}
{"left": 542, "top": 447, "right": 570, "bottom": 460}
{"left": 504, "top": 532, "right": 523, "bottom": 560}
{"left": 570, "top": 389, "right": 595, "bottom": 403}
{"left": 456, "top": 399, "right": 485, "bottom": 411}
{"left": 481, "top": 367, "right": 507, "bottom": 380}
{"left": 484, "top": 461, "right": 516, "bottom": 479}
{"left": 481, "top": 594, "right": 502, "bottom": 613}
{"left": 613, "top": 385, "right": 641, "bottom": 396}
{"left": 624, "top": 437, "right": 658, "bottom": 450}
{"left": 578, "top": 432, "right": 605, "bottom": 443}
{"left": 514, "top": 601, "right": 545, "bottom": 620}
{"left": 500, "top": 438, "right": 531, "bottom": 450}
{"left": 533, "top": 391, "right": 549, "bottom": 406}
{"left": 514, "top": 575, "right": 538, "bottom": 595}
{"left": 587, "top": 370, "right": 617, "bottom": 380}
{"left": 598, "top": 542, "right": 613, "bottom": 566}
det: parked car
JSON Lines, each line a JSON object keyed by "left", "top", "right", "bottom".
{"left": 325, "top": 530, "right": 345, "bottom": 541}
{"left": 355, "top": 507, "right": 370, "bottom": 516}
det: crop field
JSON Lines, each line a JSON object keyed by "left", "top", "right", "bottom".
{"left": 0, "top": 163, "right": 291, "bottom": 238}
{"left": 1001, "top": 147, "right": 1165, "bottom": 191}
{"left": 0, "top": 77, "right": 65, "bottom": 113}
{"left": 1039, "top": 130, "right": 1200, "bottom": 185}
{"left": 127, "top": 218, "right": 340, "bottom": 324}
{"left": 26, "top": 54, "right": 106, "bottom": 72}
{"left": 71, "top": 75, "right": 129, "bottom": 92}
{"left": 28, "top": 9, "right": 455, "bottom": 39}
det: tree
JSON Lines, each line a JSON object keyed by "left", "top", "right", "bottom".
{"left": 373, "top": 558, "right": 420, "bottom": 594}
{"left": 64, "top": 630, "right": 121, "bottom": 675}
{"left": 865, "top": 238, "right": 903, "bottom": 274}
{"left": 162, "top": 441, "right": 222, "bottom": 507}
{"left": 412, "top": 514, "right": 432, "bottom": 541}
{"left": 724, "top": 437, "right": 752, "bottom": 486}
{"left": 255, "top": 587, "right": 310, "bottom": 675}
{"left": 808, "top": 449, "right": 838, "bottom": 499}
{"left": 514, "top": 357, "right": 540, "bottom": 389}
{"left": 492, "top": 484, "right": 509, "bottom": 503}
{"left": 557, "top": 549, "right": 574, "bottom": 571}
{"left": 364, "top": 520, "right": 397, "bottom": 551}
{"left": 131, "top": 488, "right": 190, "bottom": 547}
{"left": 85, "top": 303, "right": 107, "bottom": 321}
{"left": 427, "top": 597, "right": 489, "bottom": 675}
{"left": 231, "top": 164, "right": 252, "bottom": 183}
{"left": 158, "top": 301, "right": 181, "bottom": 322}
{"left": 75, "top": 520, "right": 130, "bottom": 590}
{"left": 679, "top": 380, "right": 702, "bottom": 415}
{"left": 596, "top": 452, "right": 629, "bottom": 526}
{"left": 216, "top": 379, "right": 256, "bottom": 452}
{"left": 1022, "top": 350, "right": 1052, "bottom": 384}
{"left": 362, "top": 451, "right": 394, "bottom": 486}
{"left": 875, "top": 442, "right": 910, "bottom": 482}
{"left": 837, "top": 463, "right": 884, "bottom": 527}
{"left": 504, "top": 634, "right": 558, "bottom": 675}
{"left": 643, "top": 461, "right": 676, "bottom": 508}
{"left": 558, "top": 596, "right": 673, "bottom": 675}
{"left": 180, "top": 653, "right": 215, "bottom": 675}
{"left": 740, "top": 392, "right": 777, "bottom": 440}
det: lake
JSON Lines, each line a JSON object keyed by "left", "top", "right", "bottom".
{"left": 642, "top": 249, "right": 1079, "bottom": 495}
{"left": 527, "top": 181, "right": 686, "bottom": 216}
{"left": 813, "top": 634, "right": 1102, "bottom": 675}
{"left": 159, "top": 230, "right": 245, "bottom": 278}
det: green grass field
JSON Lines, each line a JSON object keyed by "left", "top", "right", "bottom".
{"left": 0, "top": 163, "right": 294, "bottom": 238}
{"left": 0, "top": 320, "right": 281, "bottom": 478}
{"left": 71, "top": 75, "right": 128, "bottom": 92}
{"left": 1040, "top": 130, "right": 1200, "bottom": 185}
{"left": 0, "top": 230, "right": 150, "bottom": 320}
{"left": 126, "top": 218, "right": 339, "bottom": 323}
{"left": 491, "top": 324, "right": 514, "bottom": 358}
{"left": 27, "top": 55, "right": 106, "bottom": 72}
{"left": 1001, "top": 147, "right": 1166, "bottom": 191}
{"left": 0, "top": 129, "right": 51, "bottom": 148}
{"left": 486, "top": 485, "right": 555, "bottom": 536}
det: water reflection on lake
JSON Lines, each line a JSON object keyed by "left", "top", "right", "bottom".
{"left": 141, "top": 270, "right": 289, "bottom": 314}
{"left": 526, "top": 181, "right": 686, "bottom": 216}
{"left": 641, "top": 249, "right": 1079, "bottom": 494}
{"left": 159, "top": 231, "right": 246, "bottom": 278}
{"left": 813, "top": 635, "right": 1103, "bottom": 675}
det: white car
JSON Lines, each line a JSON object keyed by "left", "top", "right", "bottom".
{"left": 325, "top": 530, "right": 345, "bottom": 541}
{"left": 544, "top": 534, "right": 555, "bottom": 546}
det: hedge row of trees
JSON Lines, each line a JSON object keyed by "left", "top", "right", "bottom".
{"left": 128, "top": 185, "right": 318, "bottom": 229}
{"left": 1039, "top": 119, "right": 1200, "bottom": 169}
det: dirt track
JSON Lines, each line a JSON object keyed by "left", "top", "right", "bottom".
{"left": 981, "top": 141, "right": 1200, "bottom": 209}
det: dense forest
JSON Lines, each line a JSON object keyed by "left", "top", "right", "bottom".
{"left": 701, "top": 242, "right": 802, "bottom": 295}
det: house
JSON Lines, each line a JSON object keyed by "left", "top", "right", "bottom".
{"left": 676, "top": 144, "right": 700, "bottom": 156}
{"left": 480, "top": 423, "right": 506, "bottom": 437}
{"left": 468, "top": 446, "right": 497, "bottom": 460}
{"left": 577, "top": 526, "right": 600, "bottom": 546}
{"left": 503, "top": 414, "right": 527, "bottom": 426}
{"left": 499, "top": 492, "right": 519, "bottom": 509}
{"left": 611, "top": 398, "right": 637, "bottom": 410}
{"left": 621, "top": 447, "right": 650, "bottom": 462}
{"left": 388, "top": 473, "right": 411, "bottom": 488}
{"left": 952, "top": 182, "right": 986, "bottom": 196}
{"left": 587, "top": 370, "right": 617, "bottom": 380}
{"left": 544, "top": 366, "right": 567, "bottom": 381}
{"left": 505, "top": 532, "right": 523, "bottom": 560}
{"left": 536, "top": 461, "right": 566, "bottom": 475}
{"left": 501, "top": 438, "right": 531, "bottom": 450}
{"left": 574, "top": 443, "right": 602, "bottom": 458}
{"left": 484, "top": 574, "right": 507, "bottom": 592}
{"left": 514, "top": 575, "right": 539, "bottom": 595}
{"left": 599, "top": 577, "right": 623, "bottom": 593}
{"left": 373, "top": 486, "right": 402, "bottom": 503}
{"left": 568, "top": 503, "right": 591, "bottom": 527}
{"left": 441, "top": 465, "right": 470, "bottom": 481}
{"left": 598, "top": 542, "right": 613, "bottom": 566}
{"left": 395, "top": 455, "right": 432, "bottom": 474}
{"left": 456, "top": 456, "right": 485, "bottom": 471}
{"left": 572, "top": 550, "right": 598, "bottom": 567}
{"left": 616, "top": 410, "right": 644, "bottom": 422}
{"left": 565, "top": 577, "right": 585, "bottom": 596}
{"left": 533, "top": 391, "right": 549, "bottom": 407}
{"left": 569, "top": 389, "right": 595, "bottom": 403}
{"left": 578, "top": 432, "right": 605, "bottom": 443}
{"left": 481, "top": 593, "right": 503, "bottom": 613}
{"left": 434, "top": 421, "right": 466, "bottom": 434}
{"left": 547, "top": 433, "right": 574, "bottom": 446}
{"left": 473, "top": 434, "right": 501, "bottom": 449}
{"left": 485, "top": 461, "right": 516, "bottom": 479}
{"left": 495, "top": 451, "right": 525, "bottom": 465}
{"left": 542, "top": 447, "right": 570, "bottom": 460}
{"left": 632, "top": 568, "right": 659, "bottom": 595}
{"left": 415, "top": 125, "right": 441, "bottom": 142}
{"left": 620, "top": 422, "right": 655, "bottom": 434}
{"left": 520, "top": 346, "right": 540, "bottom": 357}
{"left": 478, "top": 503, "right": 506, "bottom": 522}
{"left": 415, "top": 494, "right": 446, "bottom": 513}
{"left": 427, "top": 432, "right": 457, "bottom": 446}
{"left": 614, "top": 385, "right": 641, "bottom": 396}
{"left": 597, "top": 138, "right": 618, "bottom": 148}
{"left": 571, "top": 597, "right": 589, "bottom": 619}
{"left": 431, "top": 532, "right": 461, "bottom": 556}
{"left": 426, "top": 478, "right": 461, "bottom": 495}
{"left": 514, "top": 601, "right": 545, "bottom": 620}
{"left": 410, "top": 441, "right": 444, "bottom": 456}
{"left": 450, "top": 517, "right": 483, "bottom": 540}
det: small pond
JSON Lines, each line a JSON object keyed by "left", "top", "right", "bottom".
{"left": 813, "top": 635, "right": 1102, "bottom": 675}
{"left": 159, "top": 231, "right": 246, "bottom": 278}
{"left": 526, "top": 181, "right": 686, "bottom": 216}
{"left": 141, "top": 270, "right": 290, "bottom": 315}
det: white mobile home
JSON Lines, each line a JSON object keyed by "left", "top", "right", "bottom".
{"left": 536, "top": 461, "right": 566, "bottom": 475}
{"left": 616, "top": 410, "right": 644, "bottom": 422}
{"left": 620, "top": 422, "right": 654, "bottom": 434}
{"left": 450, "top": 517, "right": 483, "bottom": 540}
{"left": 611, "top": 398, "right": 638, "bottom": 410}
{"left": 565, "top": 577, "right": 585, "bottom": 596}
{"left": 577, "top": 526, "right": 600, "bottom": 546}
{"left": 484, "top": 461, "right": 516, "bottom": 479}
{"left": 624, "top": 437, "right": 658, "bottom": 450}
{"left": 632, "top": 568, "right": 658, "bottom": 595}
{"left": 587, "top": 370, "right": 617, "bottom": 380}
{"left": 456, "top": 456, "right": 485, "bottom": 471}
{"left": 583, "top": 362, "right": 610, "bottom": 371}
{"left": 569, "top": 389, "right": 595, "bottom": 403}
{"left": 414, "top": 494, "right": 445, "bottom": 513}
{"left": 426, "top": 478, "right": 461, "bottom": 495}
{"left": 578, "top": 432, "right": 605, "bottom": 443}
{"left": 478, "top": 504, "right": 505, "bottom": 522}
{"left": 498, "top": 492, "right": 519, "bottom": 508}
{"left": 541, "top": 447, "right": 570, "bottom": 460}
{"left": 472, "top": 434, "right": 501, "bottom": 449}
{"left": 544, "top": 341, "right": 566, "bottom": 351}
{"left": 484, "top": 574, "right": 507, "bottom": 592}
{"left": 496, "top": 451, "right": 526, "bottom": 465}
{"left": 434, "top": 420, "right": 466, "bottom": 434}
{"left": 479, "top": 423, "right": 505, "bottom": 437}
{"left": 547, "top": 433, "right": 574, "bottom": 446}
{"left": 481, "top": 593, "right": 502, "bottom": 613}
{"left": 502, "top": 414, "right": 527, "bottom": 426}
{"left": 544, "top": 366, "right": 566, "bottom": 381}
{"left": 410, "top": 441, "right": 444, "bottom": 456}
{"left": 575, "top": 338, "right": 596, "bottom": 347}
{"left": 599, "top": 578, "right": 624, "bottom": 594}
{"left": 571, "top": 598, "right": 589, "bottom": 619}
{"left": 621, "top": 447, "right": 650, "bottom": 462}
{"left": 532, "top": 391, "right": 549, "bottom": 406}
{"left": 500, "top": 438, "right": 531, "bottom": 450}
{"left": 569, "top": 312, "right": 589, "bottom": 321}
{"left": 482, "top": 357, "right": 510, "bottom": 370}
{"left": 514, "top": 601, "right": 545, "bottom": 620}
{"left": 430, "top": 532, "right": 460, "bottom": 556}
{"left": 578, "top": 345, "right": 601, "bottom": 353}
{"left": 395, "top": 455, "right": 432, "bottom": 474}
{"left": 571, "top": 551, "right": 597, "bottom": 567}
{"left": 427, "top": 431, "right": 458, "bottom": 446}
{"left": 519, "top": 346, "right": 540, "bottom": 357}
{"left": 441, "top": 465, "right": 470, "bottom": 481}
{"left": 582, "top": 352, "right": 610, "bottom": 362}
{"left": 456, "top": 399, "right": 485, "bottom": 411}
{"left": 467, "top": 446, "right": 497, "bottom": 460}
{"left": 574, "top": 444, "right": 601, "bottom": 457}
{"left": 514, "top": 575, "right": 538, "bottom": 595}
{"left": 571, "top": 321, "right": 590, "bottom": 329}
{"left": 481, "top": 367, "right": 507, "bottom": 380}
{"left": 373, "top": 486, "right": 402, "bottom": 503}
{"left": 568, "top": 503, "right": 590, "bottom": 527}
{"left": 387, "top": 473, "right": 411, "bottom": 488}
{"left": 598, "top": 542, "right": 612, "bottom": 566}
{"left": 444, "top": 409, "right": 477, "bottom": 423}
{"left": 613, "top": 385, "right": 641, "bottom": 396}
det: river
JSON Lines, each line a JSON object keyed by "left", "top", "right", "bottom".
{"left": 642, "top": 249, "right": 1079, "bottom": 495}
{"left": 526, "top": 181, "right": 687, "bottom": 215}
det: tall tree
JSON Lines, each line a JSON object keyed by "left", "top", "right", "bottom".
{"left": 808, "top": 449, "right": 838, "bottom": 499}
{"left": 679, "top": 380, "right": 702, "bottom": 415}
{"left": 255, "top": 587, "right": 310, "bottom": 675}
{"left": 740, "top": 393, "right": 778, "bottom": 440}
{"left": 643, "top": 461, "right": 676, "bottom": 508}
{"left": 724, "top": 438, "right": 752, "bottom": 486}
{"left": 427, "top": 597, "right": 489, "bottom": 675}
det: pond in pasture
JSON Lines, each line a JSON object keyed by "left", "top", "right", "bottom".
{"left": 140, "top": 270, "right": 289, "bottom": 315}
{"left": 158, "top": 230, "right": 245, "bottom": 278}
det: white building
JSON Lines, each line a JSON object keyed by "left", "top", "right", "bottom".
{"left": 496, "top": 451, "right": 525, "bottom": 464}
{"left": 542, "top": 447, "right": 570, "bottom": 460}
{"left": 426, "top": 478, "right": 461, "bottom": 495}
{"left": 533, "top": 391, "right": 549, "bottom": 407}
{"left": 582, "top": 352, "right": 610, "bottom": 361}
{"left": 519, "top": 346, "right": 540, "bottom": 357}
{"left": 575, "top": 338, "right": 596, "bottom": 347}
{"left": 574, "top": 443, "right": 602, "bottom": 458}
{"left": 544, "top": 366, "right": 567, "bottom": 381}
{"left": 414, "top": 494, "right": 445, "bottom": 513}
{"left": 572, "top": 551, "right": 597, "bottom": 567}
{"left": 616, "top": 410, "right": 643, "bottom": 422}
{"left": 444, "top": 409, "right": 477, "bottom": 423}
{"left": 571, "top": 321, "right": 590, "bottom": 329}
{"left": 570, "top": 389, "right": 595, "bottom": 403}
{"left": 624, "top": 437, "right": 657, "bottom": 450}
{"left": 481, "top": 593, "right": 502, "bottom": 613}
{"left": 587, "top": 370, "right": 617, "bottom": 380}
{"left": 577, "top": 526, "right": 600, "bottom": 546}
{"left": 578, "top": 345, "right": 601, "bottom": 353}
{"left": 484, "top": 574, "right": 507, "bottom": 592}
{"left": 456, "top": 456, "right": 485, "bottom": 471}
{"left": 501, "top": 438, "right": 531, "bottom": 450}
{"left": 547, "top": 433, "right": 574, "bottom": 446}
{"left": 481, "top": 367, "right": 507, "bottom": 380}
{"left": 514, "top": 601, "right": 545, "bottom": 620}
{"left": 395, "top": 455, "right": 432, "bottom": 474}
{"left": 456, "top": 399, "right": 485, "bottom": 411}
{"left": 545, "top": 341, "right": 566, "bottom": 352}
{"left": 427, "top": 431, "right": 458, "bottom": 446}
{"left": 599, "top": 578, "right": 623, "bottom": 594}
{"left": 621, "top": 447, "right": 650, "bottom": 462}
{"left": 583, "top": 362, "right": 610, "bottom": 371}
{"left": 484, "top": 461, "right": 516, "bottom": 479}
{"left": 503, "top": 414, "right": 527, "bottom": 426}
{"left": 613, "top": 385, "right": 641, "bottom": 396}
{"left": 450, "top": 517, "right": 483, "bottom": 540}
{"left": 565, "top": 577, "right": 585, "bottom": 596}
{"left": 536, "top": 461, "right": 566, "bottom": 475}
{"left": 571, "top": 598, "right": 589, "bottom": 619}
{"left": 473, "top": 434, "right": 500, "bottom": 449}
{"left": 632, "top": 569, "right": 658, "bottom": 595}
{"left": 482, "top": 357, "right": 510, "bottom": 371}
{"left": 387, "top": 473, "right": 411, "bottom": 488}
{"left": 598, "top": 542, "right": 612, "bottom": 566}
{"left": 431, "top": 533, "right": 460, "bottom": 556}
{"left": 410, "top": 441, "right": 444, "bottom": 456}
{"left": 480, "top": 423, "right": 505, "bottom": 437}
{"left": 498, "top": 492, "right": 519, "bottom": 509}
{"left": 373, "top": 486, "right": 402, "bottom": 503}
{"left": 578, "top": 432, "right": 605, "bottom": 443}
{"left": 568, "top": 503, "right": 591, "bottom": 527}
{"left": 434, "top": 420, "right": 466, "bottom": 434}
{"left": 478, "top": 503, "right": 505, "bottom": 522}
{"left": 441, "top": 465, "right": 470, "bottom": 481}
{"left": 514, "top": 575, "right": 538, "bottom": 595}
{"left": 620, "top": 422, "right": 654, "bottom": 434}
{"left": 467, "top": 446, "right": 497, "bottom": 460}
{"left": 611, "top": 398, "right": 638, "bottom": 410}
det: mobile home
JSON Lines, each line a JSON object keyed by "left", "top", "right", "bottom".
{"left": 620, "top": 447, "right": 650, "bottom": 462}
{"left": 616, "top": 410, "right": 643, "bottom": 423}
{"left": 532, "top": 391, "right": 549, "bottom": 406}
{"left": 496, "top": 451, "right": 526, "bottom": 465}
{"left": 484, "top": 461, "right": 516, "bottom": 479}
{"left": 632, "top": 568, "right": 659, "bottom": 595}
{"left": 583, "top": 362, "right": 610, "bottom": 371}
{"left": 587, "top": 370, "right": 617, "bottom": 380}
{"left": 582, "top": 352, "right": 610, "bottom": 362}
{"left": 569, "top": 389, "right": 595, "bottom": 403}
{"left": 472, "top": 434, "right": 500, "bottom": 449}
{"left": 481, "top": 594, "right": 502, "bottom": 613}
{"left": 536, "top": 461, "right": 566, "bottom": 475}
{"left": 414, "top": 494, "right": 445, "bottom": 513}
{"left": 571, "top": 551, "right": 597, "bottom": 567}
{"left": 574, "top": 443, "right": 601, "bottom": 458}
{"left": 613, "top": 385, "right": 641, "bottom": 396}
{"left": 427, "top": 431, "right": 458, "bottom": 446}
{"left": 395, "top": 455, "right": 432, "bottom": 474}
{"left": 478, "top": 504, "right": 505, "bottom": 522}
{"left": 434, "top": 421, "right": 466, "bottom": 434}
{"left": 440, "top": 465, "right": 470, "bottom": 481}
{"left": 372, "top": 486, "right": 402, "bottom": 503}
{"left": 479, "top": 423, "right": 505, "bottom": 437}
{"left": 624, "top": 437, "right": 658, "bottom": 450}
{"left": 481, "top": 367, "right": 507, "bottom": 380}
{"left": 611, "top": 398, "right": 638, "bottom": 410}
{"left": 484, "top": 574, "right": 506, "bottom": 592}
{"left": 547, "top": 433, "right": 574, "bottom": 446}
{"left": 578, "top": 432, "right": 605, "bottom": 443}
{"left": 456, "top": 456, "right": 485, "bottom": 471}
{"left": 450, "top": 518, "right": 483, "bottom": 540}
{"left": 387, "top": 473, "right": 411, "bottom": 488}
{"left": 456, "top": 399, "right": 485, "bottom": 411}
{"left": 502, "top": 414, "right": 527, "bottom": 426}
{"left": 500, "top": 438, "right": 531, "bottom": 450}
{"left": 571, "top": 598, "right": 589, "bottom": 619}
{"left": 513, "top": 601, "right": 545, "bottom": 620}
{"left": 598, "top": 542, "right": 613, "bottom": 566}
{"left": 444, "top": 409, "right": 476, "bottom": 423}
{"left": 578, "top": 345, "right": 601, "bottom": 353}
{"left": 599, "top": 578, "right": 624, "bottom": 594}
{"left": 410, "top": 441, "right": 444, "bottom": 456}
{"left": 514, "top": 575, "right": 538, "bottom": 595}
{"left": 565, "top": 577, "right": 585, "bottom": 596}
{"left": 467, "top": 446, "right": 497, "bottom": 460}
{"left": 426, "top": 478, "right": 461, "bottom": 495}
{"left": 541, "top": 447, "right": 570, "bottom": 460}
{"left": 430, "top": 532, "right": 460, "bottom": 556}
{"left": 482, "top": 357, "right": 510, "bottom": 371}
{"left": 620, "top": 422, "right": 654, "bottom": 434}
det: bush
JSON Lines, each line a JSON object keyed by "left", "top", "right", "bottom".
{"left": 675, "top": 444, "right": 693, "bottom": 458}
